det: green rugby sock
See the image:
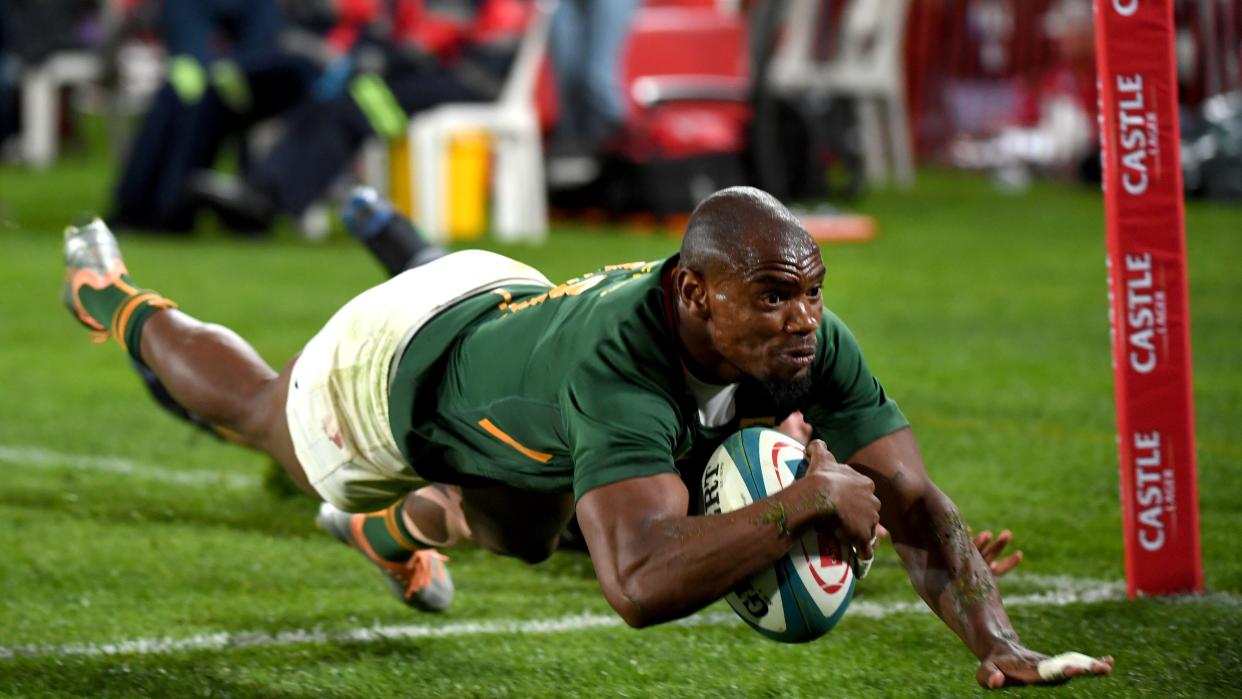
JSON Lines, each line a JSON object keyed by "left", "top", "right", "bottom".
{"left": 121, "top": 295, "right": 175, "bottom": 361}
{"left": 360, "top": 501, "right": 427, "bottom": 562}
{"left": 75, "top": 275, "right": 177, "bottom": 361}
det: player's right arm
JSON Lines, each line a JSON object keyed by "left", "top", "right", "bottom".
{"left": 574, "top": 442, "right": 878, "bottom": 628}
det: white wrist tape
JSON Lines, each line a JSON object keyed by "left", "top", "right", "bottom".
{"left": 849, "top": 536, "right": 878, "bottom": 579}
{"left": 1037, "top": 652, "right": 1098, "bottom": 681}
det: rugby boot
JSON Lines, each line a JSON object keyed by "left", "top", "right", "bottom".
{"left": 342, "top": 186, "right": 446, "bottom": 276}
{"left": 62, "top": 218, "right": 131, "bottom": 340}
{"left": 316, "top": 502, "right": 454, "bottom": 612}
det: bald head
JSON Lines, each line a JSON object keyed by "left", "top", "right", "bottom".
{"left": 680, "top": 186, "right": 815, "bottom": 278}
{"left": 672, "top": 186, "right": 825, "bottom": 388}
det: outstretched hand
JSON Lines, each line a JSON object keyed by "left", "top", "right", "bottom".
{"left": 976, "top": 648, "right": 1114, "bottom": 689}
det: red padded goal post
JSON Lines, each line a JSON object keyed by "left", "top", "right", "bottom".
{"left": 1094, "top": 0, "right": 1202, "bottom": 597}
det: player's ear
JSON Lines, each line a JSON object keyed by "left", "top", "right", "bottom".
{"left": 676, "top": 267, "right": 711, "bottom": 318}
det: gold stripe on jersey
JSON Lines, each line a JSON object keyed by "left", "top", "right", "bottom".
{"left": 478, "top": 418, "right": 553, "bottom": 463}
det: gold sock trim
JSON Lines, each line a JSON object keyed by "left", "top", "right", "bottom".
{"left": 382, "top": 503, "right": 420, "bottom": 551}
{"left": 113, "top": 293, "right": 177, "bottom": 351}
{"left": 108, "top": 292, "right": 139, "bottom": 339}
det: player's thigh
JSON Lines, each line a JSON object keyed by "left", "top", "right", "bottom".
{"left": 458, "top": 484, "right": 575, "bottom": 563}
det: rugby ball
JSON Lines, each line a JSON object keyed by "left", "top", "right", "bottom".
{"left": 701, "top": 427, "right": 855, "bottom": 643}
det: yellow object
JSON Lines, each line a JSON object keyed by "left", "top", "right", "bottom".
{"left": 388, "top": 132, "right": 491, "bottom": 241}
{"left": 446, "top": 132, "right": 489, "bottom": 240}
{"left": 389, "top": 137, "right": 413, "bottom": 218}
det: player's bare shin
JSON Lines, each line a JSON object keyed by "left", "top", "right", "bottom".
{"left": 138, "top": 309, "right": 280, "bottom": 446}
{"left": 136, "top": 309, "right": 313, "bottom": 497}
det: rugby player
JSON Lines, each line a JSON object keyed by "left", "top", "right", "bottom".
{"left": 61, "top": 186, "right": 1109, "bottom": 687}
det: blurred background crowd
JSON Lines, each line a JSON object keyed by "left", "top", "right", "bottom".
{"left": 0, "top": 0, "right": 1239, "bottom": 242}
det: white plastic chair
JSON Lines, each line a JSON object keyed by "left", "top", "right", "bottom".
{"left": 768, "top": 0, "right": 914, "bottom": 187}
{"left": 406, "top": 0, "right": 556, "bottom": 243}
{"left": 18, "top": 0, "right": 164, "bottom": 168}
{"left": 19, "top": 52, "right": 102, "bottom": 168}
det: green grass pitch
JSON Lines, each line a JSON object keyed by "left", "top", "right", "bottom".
{"left": 0, "top": 148, "right": 1239, "bottom": 697}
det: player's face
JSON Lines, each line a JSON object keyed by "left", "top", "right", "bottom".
{"left": 707, "top": 243, "right": 825, "bottom": 384}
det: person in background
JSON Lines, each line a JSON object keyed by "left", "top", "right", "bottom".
{"left": 192, "top": 0, "right": 529, "bottom": 235}
{"left": 109, "top": 0, "right": 296, "bottom": 233}
{"left": 949, "top": 0, "right": 1097, "bottom": 190}
{"left": 545, "top": 0, "right": 639, "bottom": 184}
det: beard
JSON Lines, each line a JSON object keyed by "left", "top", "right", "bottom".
{"left": 743, "top": 371, "right": 814, "bottom": 415}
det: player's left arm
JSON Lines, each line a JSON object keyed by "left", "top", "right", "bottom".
{"left": 845, "top": 427, "right": 1114, "bottom": 689}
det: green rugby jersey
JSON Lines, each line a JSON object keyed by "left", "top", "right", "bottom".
{"left": 388, "top": 255, "right": 908, "bottom": 501}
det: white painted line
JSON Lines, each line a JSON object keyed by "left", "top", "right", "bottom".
{"left": 845, "top": 581, "right": 1126, "bottom": 619}
{"left": 1004, "top": 573, "right": 1122, "bottom": 590}
{"left": 14, "top": 579, "right": 1228, "bottom": 661}
{"left": 0, "top": 445, "right": 259, "bottom": 489}
{"left": 0, "top": 612, "right": 637, "bottom": 660}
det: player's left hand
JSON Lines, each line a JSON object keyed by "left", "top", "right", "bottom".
{"left": 972, "top": 528, "right": 1023, "bottom": 576}
{"left": 976, "top": 648, "right": 1114, "bottom": 688}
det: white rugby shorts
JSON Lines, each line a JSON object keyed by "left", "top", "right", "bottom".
{"left": 285, "top": 250, "right": 551, "bottom": 512}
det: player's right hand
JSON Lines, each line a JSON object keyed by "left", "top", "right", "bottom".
{"left": 976, "top": 648, "right": 1114, "bottom": 688}
{"left": 804, "top": 440, "right": 880, "bottom": 559}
